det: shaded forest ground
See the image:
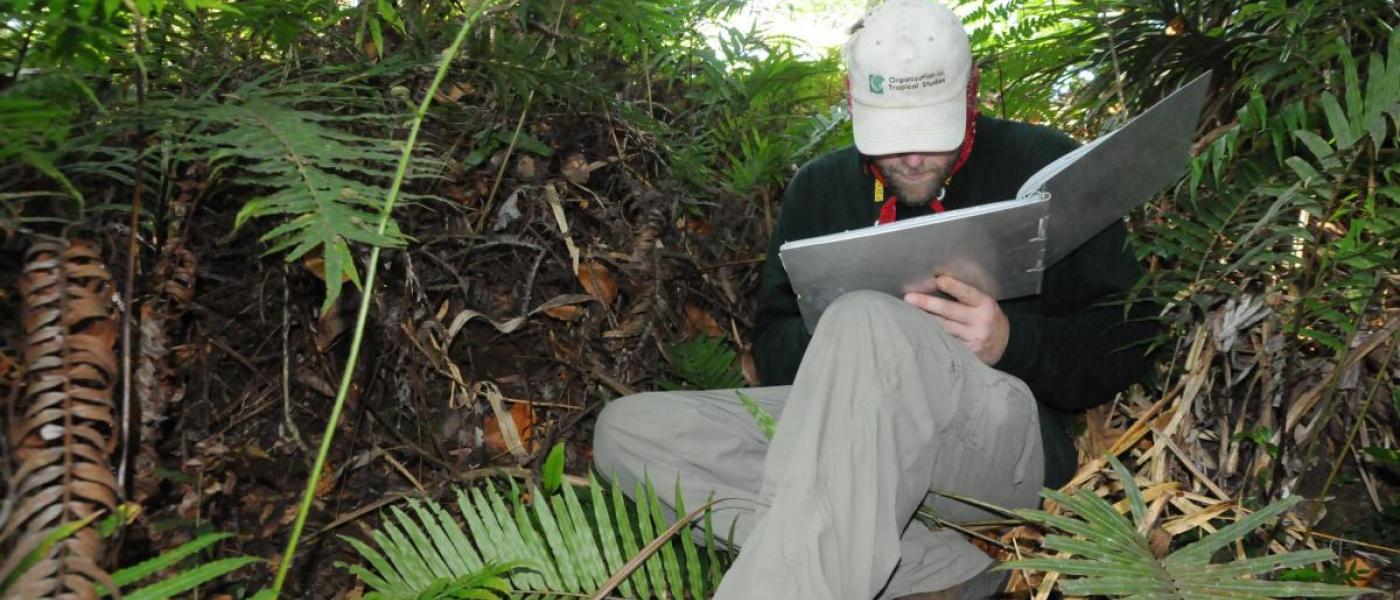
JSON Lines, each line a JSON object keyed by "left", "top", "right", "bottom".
{"left": 1, "top": 0, "right": 1399, "bottom": 597}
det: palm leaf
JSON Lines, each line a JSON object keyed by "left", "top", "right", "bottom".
{"left": 342, "top": 460, "right": 724, "bottom": 599}
{"left": 1006, "top": 456, "right": 1372, "bottom": 599}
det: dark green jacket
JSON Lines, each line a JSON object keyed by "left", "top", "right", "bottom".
{"left": 753, "top": 115, "right": 1158, "bottom": 489}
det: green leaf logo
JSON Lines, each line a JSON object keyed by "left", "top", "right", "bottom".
{"left": 868, "top": 74, "right": 885, "bottom": 94}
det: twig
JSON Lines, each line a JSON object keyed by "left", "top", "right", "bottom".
{"left": 473, "top": 91, "right": 535, "bottom": 235}
{"left": 417, "top": 247, "right": 471, "bottom": 300}
{"left": 1150, "top": 426, "right": 1232, "bottom": 502}
{"left": 383, "top": 451, "right": 428, "bottom": 496}
{"left": 207, "top": 336, "right": 259, "bottom": 373}
{"left": 306, "top": 466, "right": 534, "bottom": 542}
{"left": 927, "top": 513, "right": 1023, "bottom": 553}
{"left": 931, "top": 490, "right": 1030, "bottom": 521}
{"left": 588, "top": 364, "right": 636, "bottom": 397}
{"left": 116, "top": 0, "right": 150, "bottom": 498}
{"left": 281, "top": 266, "right": 308, "bottom": 452}
{"left": 1316, "top": 334, "right": 1395, "bottom": 506}
{"left": 1286, "top": 314, "right": 1399, "bottom": 431}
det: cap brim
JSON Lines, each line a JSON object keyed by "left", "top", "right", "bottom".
{"left": 851, "top": 99, "right": 966, "bottom": 155}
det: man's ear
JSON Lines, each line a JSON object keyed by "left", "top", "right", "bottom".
{"left": 844, "top": 75, "right": 853, "bottom": 113}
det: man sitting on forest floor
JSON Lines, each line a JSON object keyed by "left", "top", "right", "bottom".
{"left": 592, "top": 0, "right": 1157, "bottom": 598}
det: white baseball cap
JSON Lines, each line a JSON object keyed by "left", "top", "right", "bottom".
{"left": 844, "top": 0, "right": 972, "bottom": 155}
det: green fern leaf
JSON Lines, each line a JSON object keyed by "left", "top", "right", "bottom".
{"left": 179, "top": 85, "right": 435, "bottom": 314}
{"left": 119, "top": 557, "right": 260, "bottom": 600}
{"left": 108, "top": 532, "right": 236, "bottom": 588}
{"left": 737, "top": 390, "right": 777, "bottom": 439}
{"left": 665, "top": 335, "right": 746, "bottom": 390}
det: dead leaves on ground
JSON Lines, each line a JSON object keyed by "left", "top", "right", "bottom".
{"left": 576, "top": 260, "right": 617, "bottom": 307}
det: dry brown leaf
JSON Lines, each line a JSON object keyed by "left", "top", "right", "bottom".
{"left": 969, "top": 536, "right": 1002, "bottom": 559}
{"left": 683, "top": 304, "right": 725, "bottom": 338}
{"left": 315, "top": 300, "right": 349, "bottom": 353}
{"left": 543, "top": 304, "right": 585, "bottom": 321}
{"left": 314, "top": 461, "right": 335, "bottom": 498}
{"left": 577, "top": 261, "right": 617, "bottom": 306}
{"left": 679, "top": 216, "right": 711, "bottom": 236}
{"left": 1005, "top": 568, "right": 1045, "bottom": 597}
{"left": 561, "top": 152, "right": 591, "bottom": 185}
{"left": 1166, "top": 16, "right": 1186, "bottom": 36}
{"left": 1001, "top": 525, "right": 1043, "bottom": 545}
{"left": 1148, "top": 527, "right": 1172, "bottom": 558}
{"left": 0, "top": 349, "right": 15, "bottom": 379}
{"left": 1345, "top": 556, "right": 1377, "bottom": 587}
{"left": 739, "top": 345, "right": 760, "bottom": 386}
{"left": 301, "top": 253, "right": 352, "bottom": 283}
{"left": 514, "top": 155, "right": 544, "bottom": 181}
{"left": 484, "top": 401, "right": 536, "bottom": 458}
{"left": 434, "top": 81, "right": 474, "bottom": 103}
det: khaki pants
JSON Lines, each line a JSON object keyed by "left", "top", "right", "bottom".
{"left": 593, "top": 291, "right": 1045, "bottom": 599}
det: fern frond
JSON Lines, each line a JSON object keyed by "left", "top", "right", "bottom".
{"left": 171, "top": 83, "right": 439, "bottom": 313}
{"left": 342, "top": 469, "right": 725, "bottom": 599}
{"left": 0, "top": 93, "right": 84, "bottom": 207}
{"left": 665, "top": 335, "right": 746, "bottom": 390}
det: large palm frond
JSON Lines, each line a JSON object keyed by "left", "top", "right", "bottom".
{"left": 341, "top": 474, "right": 727, "bottom": 599}
{"left": 1007, "top": 456, "right": 1372, "bottom": 599}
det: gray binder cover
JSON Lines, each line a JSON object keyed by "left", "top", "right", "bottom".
{"left": 1040, "top": 72, "right": 1211, "bottom": 265}
{"left": 780, "top": 195, "right": 1050, "bottom": 332}
{"left": 779, "top": 72, "right": 1210, "bottom": 333}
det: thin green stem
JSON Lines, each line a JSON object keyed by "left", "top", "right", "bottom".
{"left": 269, "top": 2, "right": 497, "bottom": 593}
{"left": 1316, "top": 329, "right": 1396, "bottom": 505}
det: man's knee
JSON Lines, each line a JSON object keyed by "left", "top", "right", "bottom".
{"left": 818, "top": 290, "right": 909, "bottom": 338}
{"left": 820, "top": 290, "right": 957, "bottom": 350}
{"left": 592, "top": 392, "right": 684, "bottom": 480}
{"left": 825, "top": 290, "right": 903, "bottom": 320}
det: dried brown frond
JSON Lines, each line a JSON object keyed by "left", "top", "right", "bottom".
{"left": 132, "top": 171, "right": 202, "bottom": 502}
{"left": 0, "top": 240, "right": 121, "bottom": 599}
{"left": 133, "top": 239, "right": 197, "bottom": 502}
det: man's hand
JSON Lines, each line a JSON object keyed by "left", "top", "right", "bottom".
{"left": 903, "top": 275, "right": 1010, "bottom": 365}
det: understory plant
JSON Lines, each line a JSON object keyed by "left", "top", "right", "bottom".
{"left": 341, "top": 445, "right": 728, "bottom": 599}
{"left": 1007, "top": 456, "right": 1371, "bottom": 599}
{"left": 0, "top": 505, "right": 257, "bottom": 599}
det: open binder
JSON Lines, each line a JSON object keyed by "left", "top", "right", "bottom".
{"left": 780, "top": 72, "right": 1211, "bottom": 333}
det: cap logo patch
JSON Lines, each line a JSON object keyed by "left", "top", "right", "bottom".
{"left": 868, "top": 74, "right": 885, "bottom": 94}
{"left": 886, "top": 71, "right": 947, "bottom": 92}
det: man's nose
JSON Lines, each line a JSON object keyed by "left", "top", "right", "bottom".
{"left": 901, "top": 153, "right": 929, "bottom": 169}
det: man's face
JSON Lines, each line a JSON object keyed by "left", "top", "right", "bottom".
{"left": 872, "top": 150, "right": 959, "bottom": 207}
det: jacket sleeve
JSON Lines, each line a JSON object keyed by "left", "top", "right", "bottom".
{"left": 993, "top": 220, "right": 1160, "bottom": 411}
{"left": 752, "top": 172, "right": 816, "bottom": 386}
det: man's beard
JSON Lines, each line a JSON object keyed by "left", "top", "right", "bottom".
{"left": 892, "top": 179, "right": 946, "bottom": 207}
{"left": 879, "top": 164, "right": 951, "bottom": 207}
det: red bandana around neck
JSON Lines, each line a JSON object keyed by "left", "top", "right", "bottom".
{"left": 869, "top": 68, "right": 980, "bottom": 225}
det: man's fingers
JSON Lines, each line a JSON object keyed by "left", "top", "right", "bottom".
{"left": 934, "top": 316, "right": 973, "bottom": 343}
{"left": 935, "top": 275, "right": 988, "bottom": 306}
{"left": 903, "top": 292, "right": 974, "bottom": 322}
